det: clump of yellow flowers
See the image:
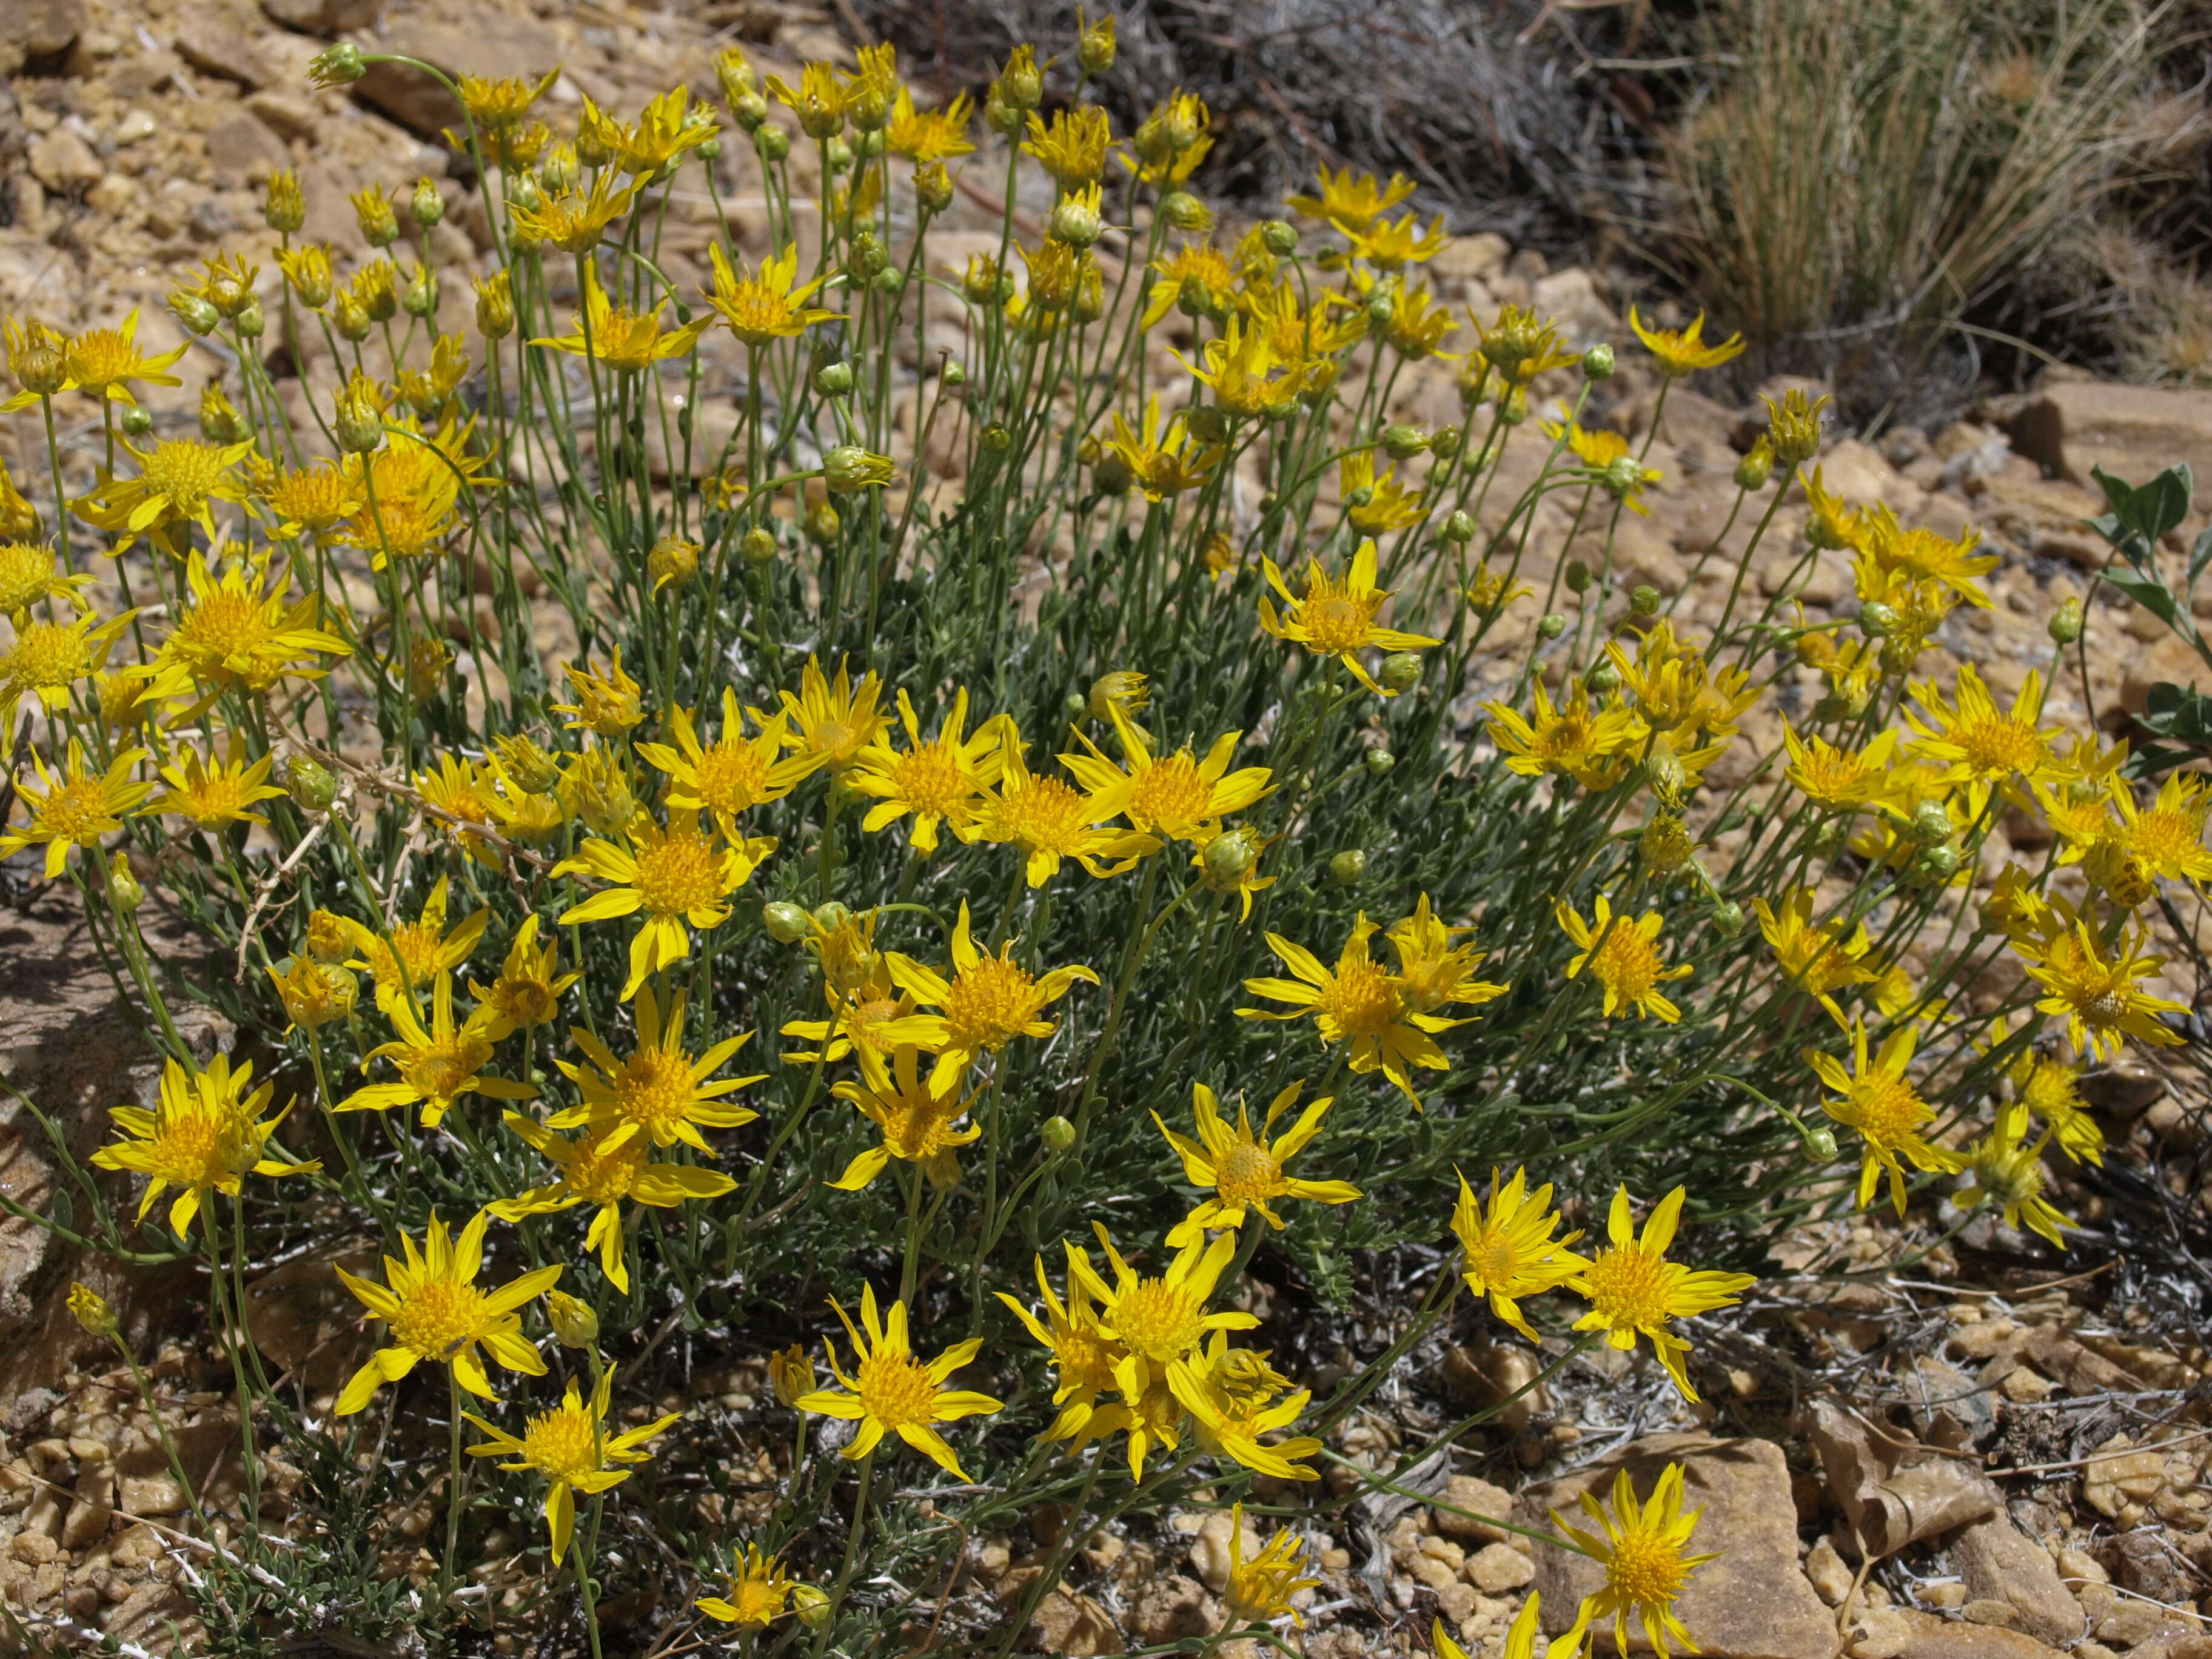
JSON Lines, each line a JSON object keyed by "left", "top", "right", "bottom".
{"left": 0, "top": 12, "right": 2182, "bottom": 1653}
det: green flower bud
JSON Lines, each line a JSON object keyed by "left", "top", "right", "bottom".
{"left": 942, "top": 360, "right": 967, "bottom": 387}
{"left": 1202, "top": 826, "right": 1260, "bottom": 883}
{"left": 120, "top": 403, "right": 152, "bottom": 438}
{"left": 1327, "top": 849, "right": 1367, "bottom": 888}
{"left": 741, "top": 527, "right": 778, "bottom": 567}
{"left": 287, "top": 756, "right": 338, "bottom": 813}
{"left": 874, "top": 267, "right": 906, "bottom": 295}
{"left": 1919, "top": 842, "right": 1963, "bottom": 880}
{"left": 411, "top": 177, "right": 446, "bottom": 229}
{"left": 1261, "top": 219, "right": 1298, "bottom": 255}
{"left": 1159, "top": 191, "right": 1209, "bottom": 233}
{"left": 1078, "top": 13, "right": 1116, "bottom": 75}
{"left": 763, "top": 902, "right": 812, "bottom": 944}
{"left": 1803, "top": 1125, "right": 1838, "bottom": 1161}
{"left": 1443, "top": 509, "right": 1477, "bottom": 544}
{"left": 847, "top": 229, "right": 888, "bottom": 280}
{"left": 825, "top": 136, "right": 854, "bottom": 173}
{"left": 1630, "top": 584, "right": 1661, "bottom": 616}
{"left": 546, "top": 1290, "right": 599, "bottom": 1349}
{"left": 170, "top": 292, "right": 220, "bottom": 338}
{"left": 1381, "top": 424, "right": 1429, "bottom": 460}
{"left": 731, "top": 88, "right": 769, "bottom": 132}
{"left": 1909, "top": 801, "right": 1952, "bottom": 843}
{"left": 1062, "top": 691, "right": 1090, "bottom": 720}
{"left": 108, "top": 851, "right": 144, "bottom": 913}
{"left": 1734, "top": 441, "right": 1774, "bottom": 492}
{"left": 1537, "top": 612, "right": 1567, "bottom": 640}
{"left": 506, "top": 171, "right": 543, "bottom": 213}
{"left": 1582, "top": 343, "right": 1615, "bottom": 380}
{"left": 698, "top": 136, "right": 723, "bottom": 161}
{"left": 979, "top": 423, "right": 1013, "bottom": 455}
{"left": 1364, "top": 748, "right": 1395, "bottom": 777}
{"left": 1564, "top": 559, "right": 1591, "bottom": 595}
{"left": 1050, "top": 195, "right": 1104, "bottom": 248}
{"left": 760, "top": 126, "right": 792, "bottom": 163}
{"left": 1345, "top": 484, "right": 1375, "bottom": 510}
{"left": 309, "top": 42, "right": 367, "bottom": 87}
{"left": 1380, "top": 652, "right": 1425, "bottom": 694}
{"left": 1366, "top": 291, "right": 1395, "bottom": 327}
{"left": 402, "top": 262, "right": 437, "bottom": 320}
{"left": 813, "top": 361, "right": 854, "bottom": 397}
{"left": 1710, "top": 899, "right": 1746, "bottom": 937}
{"left": 2049, "top": 597, "right": 2083, "bottom": 644}
{"left": 1586, "top": 660, "right": 1622, "bottom": 696}
{"left": 811, "top": 900, "right": 854, "bottom": 934}
{"left": 1041, "top": 1114, "right": 1077, "bottom": 1155}
{"left": 1431, "top": 426, "right": 1463, "bottom": 459}
{"left": 236, "top": 301, "right": 266, "bottom": 340}
{"left": 1858, "top": 601, "right": 1897, "bottom": 638}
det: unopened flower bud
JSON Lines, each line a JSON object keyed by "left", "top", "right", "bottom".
{"left": 508, "top": 170, "right": 543, "bottom": 214}
{"left": 1443, "top": 509, "right": 1477, "bottom": 545}
{"left": 1366, "top": 290, "right": 1395, "bottom": 327}
{"left": 1041, "top": 1114, "right": 1077, "bottom": 1154}
{"left": 237, "top": 301, "right": 267, "bottom": 340}
{"left": 1431, "top": 426, "right": 1463, "bottom": 459}
{"left": 1642, "top": 744, "right": 1687, "bottom": 800}
{"left": 170, "top": 292, "right": 221, "bottom": 338}
{"left": 1261, "top": 219, "right": 1298, "bottom": 256}
{"left": 540, "top": 144, "right": 579, "bottom": 195}
{"left": 546, "top": 1290, "right": 598, "bottom": 1349}
{"left": 914, "top": 161, "right": 954, "bottom": 214}
{"left": 475, "top": 272, "right": 514, "bottom": 340}
{"left": 1803, "top": 1125, "right": 1838, "bottom": 1161}
{"left": 647, "top": 534, "right": 699, "bottom": 595}
{"left": 1202, "top": 827, "right": 1260, "bottom": 884}
{"left": 1328, "top": 848, "right": 1367, "bottom": 888}
{"left": 1078, "top": 13, "right": 1116, "bottom": 75}
{"left": 1583, "top": 343, "right": 1616, "bottom": 380}
{"left": 411, "top": 176, "right": 446, "bottom": 229}
{"left": 1345, "top": 484, "right": 1375, "bottom": 510}
{"left": 1919, "top": 842, "right": 1962, "bottom": 880}
{"left": 1909, "top": 801, "right": 1952, "bottom": 843}
{"left": 1734, "top": 438, "right": 1774, "bottom": 492}
{"left": 768, "top": 1342, "right": 814, "bottom": 1406}
{"left": 1640, "top": 812, "right": 1695, "bottom": 874}
{"left": 823, "top": 445, "right": 893, "bottom": 492}
{"left": 759, "top": 126, "right": 793, "bottom": 162}
{"left": 1858, "top": 600, "right": 1897, "bottom": 638}
{"left": 120, "top": 403, "right": 152, "bottom": 438}
{"left": 1160, "top": 191, "right": 1209, "bottom": 233}
{"left": 1586, "top": 660, "right": 1621, "bottom": 696}
{"left": 1364, "top": 748, "right": 1395, "bottom": 777}
{"left": 1379, "top": 651, "right": 1424, "bottom": 695}
{"left": 1537, "top": 612, "right": 1567, "bottom": 640}
{"left": 847, "top": 229, "right": 888, "bottom": 280}
{"left": 763, "top": 902, "right": 811, "bottom": 944}
{"left": 2049, "top": 597, "right": 2083, "bottom": 644}
{"left": 1630, "top": 584, "right": 1661, "bottom": 616}
{"left": 333, "top": 374, "right": 384, "bottom": 455}
{"left": 825, "top": 136, "right": 854, "bottom": 173}
{"left": 199, "top": 383, "right": 246, "bottom": 444}
{"left": 1710, "top": 899, "right": 1746, "bottom": 937}
{"left": 309, "top": 41, "right": 367, "bottom": 87}
{"left": 996, "top": 49, "right": 1044, "bottom": 112}
{"left": 796, "top": 1592, "right": 834, "bottom": 1631}
{"left": 812, "top": 360, "right": 854, "bottom": 397}
{"left": 740, "top": 526, "right": 778, "bottom": 567}
{"left": 979, "top": 423, "right": 1013, "bottom": 455}
{"left": 108, "top": 851, "right": 144, "bottom": 913}
{"left": 1381, "top": 424, "right": 1429, "bottom": 460}
{"left": 729, "top": 87, "right": 769, "bottom": 133}
{"left": 1050, "top": 193, "right": 1104, "bottom": 247}
{"left": 1565, "top": 559, "right": 1591, "bottom": 595}
{"left": 286, "top": 756, "right": 338, "bottom": 813}
{"left": 264, "top": 170, "right": 305, "bottom": 233}
{"left": 68, "top": 1284, "right": 117, "bottom": 1339}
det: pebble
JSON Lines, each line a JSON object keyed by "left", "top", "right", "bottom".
{"left": 1187, "top": 1509, "right": 1259, "bottom": 1594}
{"left": 1806, "top": 1537, "right": 1854, "bottom": 1606}
{"left": 1466, "top": 1541, "right": 1535, "bottom": 1593}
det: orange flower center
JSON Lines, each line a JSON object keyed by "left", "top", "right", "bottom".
{"left": 5, "top": 620, "right": 92, "bottom": 691}
{"left": 631, "top": 832, "right": 724, "bottom": 919}
{"left": 985, "top": 775, "right": 1090, "bottom": 851}
{"left": 942, "top": 956, "right": 1042, "bottom": 1050}
{"left": 140, "top": 441, "right": 229, "bottom": 514}
{"left": 172, "top": 590, "right": 279, "bottom": 675}
{"left": 170, "top": 769, "right": 258, "bottom": 828}
{"left": 566, "top": 1130, "right": 646, "bottom": 1203}
{"left": 1951, "top": 716, "right": 2042, "bottom": 779}
{"left": 1318, "top": 954, "right": 1403, "bottom": 1040}
{"left": 1606, "top": 1527, "right": 1689, "bottom": 1609}
{"left": 374, "top": 923, "right": 448, "bottom": 995}
{"left": 692, "top": 741, "right": 773, "bottom": 817}
{"left": 388, "top": 1275, "right": 489, "bottom": 1361}
{"left": 1214, "top": 1139, "right": 1281, "bottom": 1205}
{"left": 1839, "top": 1074, "right": 1927, "bottom": 1147}
{"left": 1592, "top": 926, "right": 1663, "bottom": 1005}
{"left": 0, "top": 544, "right": 59, "bottom": 613}
{"left": 403, "top": 1032, "right": 488, "bottom": 1102}
{"left": 35, "top": 776, "right": 113, "bottom": 845}
{"left": 520, "top": 1403, "right": 600, "bottom": 1482}
{"left": 854, "top": 1348, "right": 939, "bottom": 1429}
{"left": 1580, "top": 1242, "right": 1672, "bottom": 1333}
{"left": 1128, "top": 751, "right": 1214, "bottom": 830}
{"left": 883, "top": 739, "right": 974, "bottom": 820}
{"left": 2128, "top": 808, "right": 2204, "bottom": 870}
{"left": 1109, "top": 1276, "right": 1206, "bottom": 1362}
{"left": 611, "top": 1048, "right": 698, "bottom": 1134}
{"left": 1299, "top": 592, "right": 1376, "bottom": 655}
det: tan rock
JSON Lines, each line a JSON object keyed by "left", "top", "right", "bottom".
{"left": 1519, "top": 1435, "right": 1838, "bottom": 1659}
{"left": 1466, "top": 1543, "right": 1535, "bottom": 1594}
{"left": 85, "top": 173, "right": 138, "bottom": 218}
{"left": 173, "top": 10, "right": 270, "bottom": 89}
{"left": 0, "top": 0, "right": 84, "bottom": 75}
{"left": 354, "top": 16, "right": 563, "bottom": 138}
{"left": 1806, "top": 1539, "right": 1854, "bottom": 1607}
{"left": 1433, "top": 1473, "right": 1515, "bottom": 1543}
{"left": 1850, "top": 1607, "right": 2068, "bottom": 1659}
{"left": 29, "top": 130, "right": 102, "bottom": 195}
{"left": 1444, "top": 1344, "right": 1549, "bottom": 1432}
{"left": 245, "top": 90, "right": 319, "bottom": 143}
{"left": 1951, "top": 1515, "right": 2081, "bottom": 1646}
{"left": 1430, "top": 233, "right": 1511, "bottom": 291}
{"left": 1533, "top": 267, "right": 1620, "bottom": 342}
{"left": 1126, "top": 1575, "right": 1214, "bottom": 1643}
{"left": 2003, "top": 380, "right": 2212, "bottom": 511}
{"left": 206, "top": 112, "right": 290, "bottom": 182}
{"left": 260, "top": 0, "right": 380, "bottom": 35}
{"left": 1187, "top": 1509, "right": 1262, "bottom": 1593}
{"left": 1028, "top": 1586, "right": 1124, "bottom": 1656}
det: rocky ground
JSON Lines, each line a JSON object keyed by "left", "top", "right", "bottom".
{"left": 2, "top": 0, "right": 2211, "bottom": 1654}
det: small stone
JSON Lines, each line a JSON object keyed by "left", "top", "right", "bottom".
{"left": 2079, "top": 1644, "right": 2122, "bottom": 1659}
{"left": 1434, "top": 1474, "right": 1514, "bottom": 1543}
{"left": 29, "top": 130, "right": 102, "bottom": 194}
{"left": 174, "top": 11, "right": 269, "bottom": 87}
{"left": 206, "top": 110, "right": 290, "bottom": 179}
{"left": 1188, "top": 1509, "right": 1261, "bottom": 1592}
{"left": 117, "top": 1475, "right": 186, "bottom": 1515}
{"left": 10, "top": 1531, "right": 57, "bottom": 1566}
{"left": 0, "top": 0, "right": 85, "bottom": 75}
{"left": 2096, "top": 1603, "right": 2162, "bottom": 1648}
{"left": 1414, "top": 1556, "right": 1462, "bottom": 1593}
{"left": 1466, "top": 1543, "right": 1535, "bottom": 1594}
{"left": 258, "top": 0, "right": 381, "bottom": 33}
{"left": 1952, "top": 1515, "right": 2082, "bottom": 1645}
{"left": 1420, "top": 1536, "right": 1467, "bottom": 1572}
{"left": 1127, "top": 1575, "right": 1213, "bottom": 1644}
{"left": 1027, "top": 1587, "right": 1124, "bottom": 1657}
{"left": 61, "top": 1464, "right": 113, "bottom": 1549}
{"left": 1924, "top": 1584, "right": 1969, "bottom": 1610}
{"left": 113, "top": 107, "right": 158, "bottom": 145}
{"left": 246, "top": 90, "right": 318, "bottom": 144}
{"left": 1807, "top": 1538, "right": 1854, "bottom": 1606}
{"left": 2056, "top": 1549, "right": 2108, "bottom": 1586}
{"left": 1963, "top": 1602, "right": 2021, "bottom": 1629}
{"left": 87, "top": 173, "right": 138, "bottom": 217}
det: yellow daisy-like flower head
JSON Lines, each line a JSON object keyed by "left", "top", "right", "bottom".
{"left": 997, "top": 1247, "right": 1126, "bottom": 1444}
{"left": 509, "top": 171, "right": 643, "bottom": 253}
{"left": 469, "top": 915, "right": 580, "bottom": 1041}
{"left": 706, "top": 243, "right": 843, "bottom": 347}
{"left": 638, "top": 691, "right": 823, "bottom": 840}
{"left": 1338, "top": 451, "right": 1427, "bottom": 534}
{"left": 1287, "top": 164, "right": 1416, "bottom": 237}
{"left": 826, "top": 1033, "right": 984, "bottom": 1188}
{"left": 1478, "top": 303, "right": 1580, "bottom": 386}
{"left": 1993, "top": 1017, "right": 2103, "bottom": 1167}
{"left": 1060, "top": 702, "right": 1274, "bottom": 847}
{"left": 1554, "top": 1464, "right": 1718, "bottom": 1659}
{"left": 334, "top": 1209, "right": 561, "bottom": 1413}
{"left": 1568, "top": 1187, "right": 1755, "bottom": 1403}
{"left": 2113, "top": 771, "right": 2212, "bottom": 886}
{"left": 88, "top": 1053, "right": 317, "bottom": 1241}
{"left": 1388, "top": 893, "right": 1509, "bottom": 1016}
{"left": 1168, "top": 1331, "right": 1322, "bottom": 1483}
{"left": 1554, "top": 896, "right": 1694, "bottom": 1024}
{"left": 153, "top": 739, "right": 287, "bottom": 832}
{"left": 550, "top": 646, "right": 643, "bottom": 738}
{"left": 2, "top": 608, "right": 132, "bottom": 722}
{"left": 1782, "top": 723, "right": 1902, "bottom": 814}
{"left": 2019, "top": 914, "right": 2186, "bottom": 1061}
{"left": 1483, "top": 680, "right": 1638, "bottom": 792}
{"left": 1071, "top": 1224, "right": 1259, "bottom": 1389}
{"left": 1141, "top": 240, "right": 1239, "bottom": 330}
{"left": 964, "top": 723, "right": 1156, "bottom": 888}
{"left": 1175, "top": 317, "right": 1304, "bottom": 418}
{"left": 550, "top": 982, "right": 764, "bottom": 1155}
{"left": 72, "top": 435, "right": 255, "bottom": 557}
{"left": 1905, "top": 662, "right": 2056, "bottom": 813}
{"left": 1101, "top": 397, "right": 1224, "bottom": 501}
{"left": 0, "top": 739, "right": 152, "bottom": 879}
{"left": 464, "top": 1371, "right": 675, "bottom": 1561}
{"left": 1956, "top": 1102, "right": 2073, "bottom": 1250}
{"left": 886, "top": 85, "right": 977, "bottom": 164}
{"left": 885, "top": 900, "right": 1099, "bottom": 1090}
{"left": 1023, "top": 104, "right": 1113, "bottom": 188}
{"left": 698, "top": 1546, "right": 821, "bottom": 1627}
{"left": 777, "top": 654, "right": 893, "bottom": 775}
{"left": 1154, "top": 1081, "right": 1362, "bottom": 1248}
{"left": 1239, "top": 915, "right": 1470, "bottom": 1106}
{"left": 1628, "top": 304, "right": 1746, "bottom": 378}
{"left": 1450, "top": 1166, "right": 1590, "bottom": 1342}
{"left": 0, "top": 541, "right": 92, "bottom": 618}
{"left": 555, "top": 808, "right": 776, "bottom": 999}
{"left": 64, "top": 308, "right": 188, "bottom": 403}
{"left": 342, "top": 875, "right": 491, "bottom": 1015}
{"left": 1346, "top": 210, "right": 1449, "bottom": 272}
{"left": 793, "top": 1283, "right": 1003, "bottom": 1480}
{"left": 338, "top": 970, "right": 534, "bottom": 1130}
{"left": 154, "top": 553, "right": 350, "bottom": 695}
{"left": 1805, "top": 1019, "right": 1959, "bottom": 1216}
{"left": 1220, "top": 1502, "right": 1323, "bottom": 1626}
{"left": 489, "top": 1112, "right": 734, "bottom": 1293}
{"left": 1754, "top": 887, "right": 1876, "bottom": 1029}
{"left": 846, "top": 686, "right": 1003, "bottom": 854}
{"left": 531, "top": 262, "right": 709, "bottom": 373}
